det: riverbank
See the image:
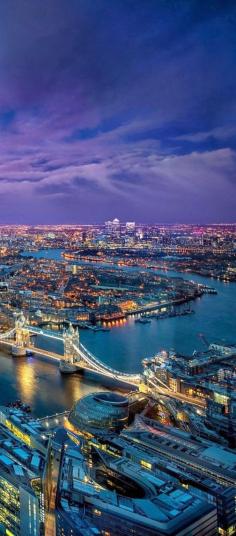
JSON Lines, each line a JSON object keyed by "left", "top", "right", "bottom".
{"left": 19, "top": 264, "right": 236, "bottom": 376}
{"left": 0, "top": 249, "right": 234, "bottom": 417}
{"left": 22, "top": 248, "right": 236, "bottom": 283}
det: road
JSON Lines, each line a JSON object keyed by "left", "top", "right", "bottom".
{"left": 148, "top": 378, "right": 206, "bottom": 408}
{"left": 0, "top": 339, "right": 205, "bottom": 408}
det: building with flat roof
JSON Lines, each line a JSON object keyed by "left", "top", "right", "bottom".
{"left": 0, "top": 406, "right": 49, "bottom": 454}
{"left": 120, "top": 416, "right": 236, "bottom": 536}
{"left": 0, "top": 424, "right": 44, "bottom": 535}
{"left": 47, "top": 429, "right": 217, "bottom": 536}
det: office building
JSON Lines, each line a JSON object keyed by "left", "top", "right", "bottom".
{"left": 45, "top": 427, "right": 217, "bottom": 536}
{"left": 68, "top": 392, "right": 129, "bottom": 434}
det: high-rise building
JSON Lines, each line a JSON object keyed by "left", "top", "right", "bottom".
{"left": 105, "top": 218, "right": 121, "bottom": 238}
{"left": 0, "top": 419, "right": 44, "bottom": 536}
{"left": 0, "top": 471, "right": 41, "bottom": 536}
{"left": 125, "top": 221, "right": 135, "bottom": 235}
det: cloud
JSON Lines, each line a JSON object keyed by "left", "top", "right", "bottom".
{"left": 0, "top": 0, "right": 235, "bottom": 222}
{"left": 174, "top": 124, "right": 236, "bottom": 143}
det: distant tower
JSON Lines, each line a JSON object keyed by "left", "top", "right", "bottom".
{"left": 126, "top": 221, "right": 135, "bottom": 235}
{"left": 105, "top": 218, "right": 120, "bottom": 238}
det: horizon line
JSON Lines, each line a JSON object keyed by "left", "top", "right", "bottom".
{"left": 0, "top": 222, "right": 235, "bottom": 227}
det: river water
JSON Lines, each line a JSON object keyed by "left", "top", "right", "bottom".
{"left": 0, "top": 249, "right": 234, "bottom": 417}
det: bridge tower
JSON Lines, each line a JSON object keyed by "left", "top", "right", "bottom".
{"left": 59, "top": 324, "right": 79, "bottom": 373}
{"left": 12, "top": 312, "right": 30, "bottom": 356}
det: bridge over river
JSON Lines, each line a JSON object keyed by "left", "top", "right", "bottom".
{"left": 0, "top": 312, "right": 141, "bottom": 387}
{"left": 0, "top": 312, "right": 205, "bottom": 409}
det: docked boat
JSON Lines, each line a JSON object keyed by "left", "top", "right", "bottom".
{"left": 11, "top": 345, "right": 27, "bottom": 357}
{"left": 59, "top": 359, "right": 77, "bottom": 374}
{"left": 6, "top": 400, "right": 31, "bottom": 412}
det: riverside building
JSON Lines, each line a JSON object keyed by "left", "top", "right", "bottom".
{"left": 121, "top": 417, "right": 236, "bottom": 536}
{"left": 43, "top": 392, "right": 218, "bottom": 536}
{"left": 0, "top": 391, "right": 235, "bottom": 535}
{"left": 44, "top": 427, "right": 217, "bottom": 536}
{"left": 0, "top": 421, "right": 45, "bottom": 535}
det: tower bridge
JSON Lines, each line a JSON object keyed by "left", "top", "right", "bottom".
{"left": 0, "top": 312, "right": 141, "bottom": 387}
{"left": 0, "top": 313, "right": 207, "bottom": 407}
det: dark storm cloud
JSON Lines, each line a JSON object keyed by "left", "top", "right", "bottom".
{"left": 0, "top": 0, "right": 235, "bottom": 222}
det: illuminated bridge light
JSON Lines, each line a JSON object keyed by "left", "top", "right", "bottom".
{"left": 0, "top": 321, "right": 141, "bottom": 386}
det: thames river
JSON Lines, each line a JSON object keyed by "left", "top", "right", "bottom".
{"left": 0, "top": 249, "right": 235, "bottom": 417}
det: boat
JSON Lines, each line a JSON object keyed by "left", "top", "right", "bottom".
{"left": 6, "top": 400, "right": 31, "bottom": 413}
{"left": 199, "top": 285, "right": 217, "bottom": 295}
{"left": 135, "top": 318, "right": 151, "bottom": 324}
{"left": 11, "top": 345, "right": 27, "bottom": 357}
{"left": 90, "top": 326, "right": 111, "bottom": 332}
{"left": 26, "top": 349, "right": 35, "bottom": 357}
{"left": 59, "top": 359, "right": 77, "bottom": 374}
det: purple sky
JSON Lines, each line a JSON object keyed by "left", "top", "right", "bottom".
{"left": 0, "top": 0, "right": 235, "bottom": 224}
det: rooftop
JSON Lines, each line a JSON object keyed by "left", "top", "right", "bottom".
{"left": 57, "top": 439, "right": 215, "bottom": 535}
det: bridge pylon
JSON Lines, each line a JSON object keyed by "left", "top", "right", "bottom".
{"left": 12, "top": 312, "right": 30, "bottom": 356}
{"left": 60, "top": 324, "right": 79, "bottom": 373}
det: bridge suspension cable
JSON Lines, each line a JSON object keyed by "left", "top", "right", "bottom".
{"left": 0, "top": 328, "right": 16, "bottom": 340}
{"left": 0, "top": 319, "right": 141, "bottom": 385}
{"left": 74, "top": 342, "right": 141, "bottom": 383}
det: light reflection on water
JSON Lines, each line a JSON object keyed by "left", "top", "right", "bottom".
{"left": 1, "top": 251, "right": 236, "bottom": 416}
{"left": 80, "top": 271, "right": 236, "bottom": 372}
{"left": 0, "top": 351, "right": 107, "bottom": 417}
{"left": 15, "top": 360, "right": 36, "bottom": 405}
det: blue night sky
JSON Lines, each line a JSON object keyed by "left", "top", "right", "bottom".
{"left": 0, "top": 0, "right": 235, "bottom": 223}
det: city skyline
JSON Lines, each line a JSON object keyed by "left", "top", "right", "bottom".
{"left": 0, "top": 4, "right": 235, "bottom": 533}
{"left": 0, "top": 201, "right": 235, "bottom": 536}
{"left": 0, "top": 1, "right": 235, "bottom": 224}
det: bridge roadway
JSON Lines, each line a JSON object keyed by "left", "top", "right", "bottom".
{"left": 0, "top": 339, "right": 61, "bottom": 362}
{"left": 1, "top": 341, "right": 205, "bottom": 408}
{"left": 26, "top": 326, "right": 142, "bottom": 386}
{"left": 0, "top": 337, "right": 141, "bottom": 388}
{"left": 30, "top": 327, "right": 206, "bottom": 410}
{"left": 147, "top": 378, "right": 206, "bottom": 409}
{"left": 0, "top": 326, "right": 205, "bottom": 408}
